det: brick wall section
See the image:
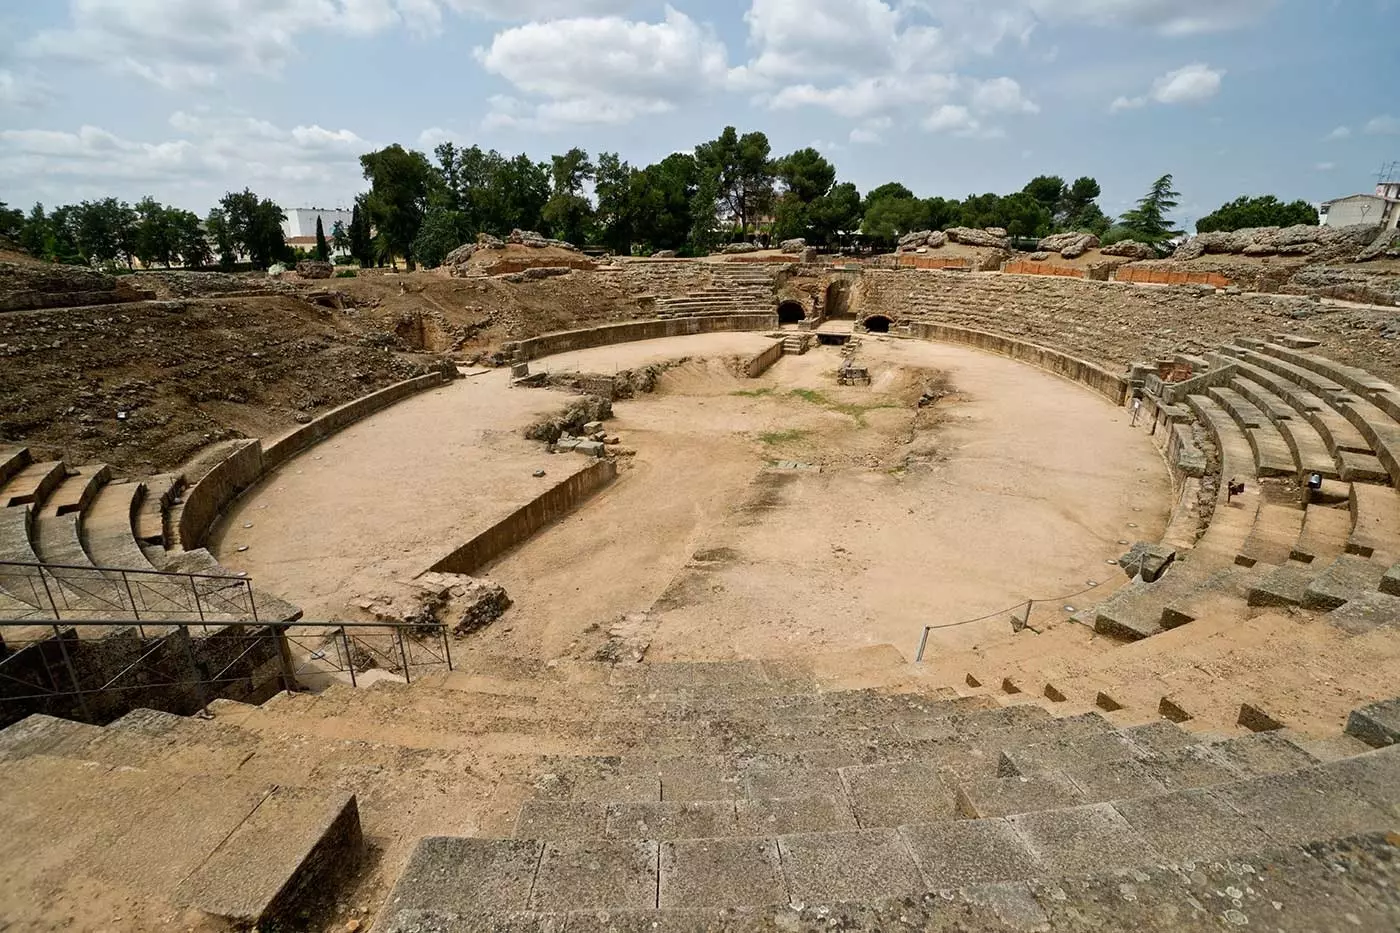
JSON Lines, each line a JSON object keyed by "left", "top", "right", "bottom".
{"left": 428, "top": 459, "right": 617, "bottom": 575}
{"left": 504, "top": 314, "right": 777, "bottom": 362}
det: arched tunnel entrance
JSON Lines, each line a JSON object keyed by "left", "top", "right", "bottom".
{"left": 862, "top": 315, "right": 892, "bottom": 333}
{"left": 777, "top": 301, "right": 806, "bottom": 325}
{"left": 825, "top": 280, "right": 854, "bottom": 319}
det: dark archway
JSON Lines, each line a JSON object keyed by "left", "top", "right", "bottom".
{"left": 863, "top": 315, "right": 892, "bottom": 333}
{"left": 825, "top": 280, "right": 853, "bottom": 319}
{"left": 777, "top": 301, "right": 806, "bottom": 325}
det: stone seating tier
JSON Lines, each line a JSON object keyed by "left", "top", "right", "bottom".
{"left": 2, "top": 653, "right": 1395, "bottom": 930}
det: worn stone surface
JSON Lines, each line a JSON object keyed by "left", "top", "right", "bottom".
{"left": 732, "top": 796, "right": 857, "bottom": 836}
{"left": 839, "top": 760, "right": 960, "bottom": 827}
{"left": 383, "top": 837, "right": 542, "bottom": 916}
{"left": 1009, "top": 803, "right": 1160, "bottom": 875}
{"left": 660, "top": 838, "right": 785, "bottom": 909}
{"left": 776, "top": 829, "right": 923, "bottom": 902}
{"left": 606, "top": 801, "right": 738, "bottom": 840}
{"left": 957, "top": 770, "right": 1087, "bottom": 819}
{"left": 530, "top": 839, "right": 659, "bottom": 911}
{"left": 900, "top": 818, "right": 1044, "bottom": 887}
{"left": 1346, "top": 698, "right": 1400, "bottom": 748}
{"left": 1112, "top": 788, "right": 1273, "bottom": 861}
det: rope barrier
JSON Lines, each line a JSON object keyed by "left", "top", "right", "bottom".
{"left": 914, "top": 578, "right": 1108, "bottom": 661}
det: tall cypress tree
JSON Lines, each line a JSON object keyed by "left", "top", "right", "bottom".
{"left": 314, "top": 215, "right": 330, "bottom": 261}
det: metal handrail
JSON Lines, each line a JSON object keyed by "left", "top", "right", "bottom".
{"left": 0, "top": 617, "right": 456, "bottom": 724}
{"left": 0, "top": 558, "right": 250, "bottom": 583}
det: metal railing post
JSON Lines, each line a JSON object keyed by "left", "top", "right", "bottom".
{"left": 178, "top": 624, "right": 211, "bottom": 717}
{"left": 120, "top": 570, "right": 141, "bottom": 621}
{"left": 342, "top": 628, "right": 357, "bottom": 688}
{"left": 441, "top": 624, "right": 453, "bottom": 672}
{"left": 36, "top": 570, "right": 61, "bottom": 621}
{"left": 397, "top": 628, "right": 412, "bottom": 684}
{"left": 273, "top": 624, "right": 299, "bottom": 694}
{"left": 247, "top": 581, "right": 260, "bottom": 623}
{"left": 190, "top": 575, "right": 206, "bottom": 624}
{"left": 915, "top": 625, "right": 931, "bottom": 663}
{"left": 51, "top": 623, "right": 92, "bottom": 723}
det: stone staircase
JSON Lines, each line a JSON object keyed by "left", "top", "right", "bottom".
{"left": 781, "top": 332, "right": 812, "bottom": 355}
{"left": 599, "top": 259, "right": 782, "bottom": 320}
{"left": 2, "top": 651, "right": 1395, "bottom": 930}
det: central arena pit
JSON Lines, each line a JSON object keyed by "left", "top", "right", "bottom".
{"left": 213, "top": 330, "right": 1172, "bottom": 662}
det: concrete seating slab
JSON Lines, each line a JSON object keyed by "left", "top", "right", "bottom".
{"left": 529, "top": 839, "right": 659, "bottom": 911}
{"left": 0, "top": 460, "right": 65, "bottom": 508}
{"left": 1062, "top": 758, "right": 1168, "bottom": 803}
{"left": 1321, "top": 746, "right": 1400, "bottom": 818}
{"left": 1291, "top": 504, "right": 1351, "bottom": 564}
{"left": 733, "top": 796, "right": 857, "bottom": 836}
{"left": 1208, "top": 732, "right": 1318, "bottom": 777}
{"left": 1120, "top": 720, "right": 1195, "bottom": 755}
{"left": 1209, "top": 386, "right": 1296, "bottom": 476}
{"left": 173, "top": 787, "right": 361, "bottom": 928}
{"left": 1211, "top": 769, "right": 1393, "bottom": 845}
{"left": 899, "top": 817, "right": 1044, "bottom": 887}
{"left": 1339, "top": 449, "right": 1391, "bottom": 483}
{"left": 659, "top": 837, "right": 785, "bottom": 909}
{"left": 1111, "top": 787, "right": 1273, "bottom": 861}
{"left": 606, "top": 800, "right": 739, "bottom": 840}
{"left": 0, "top": 447, "right": 30, "bottom": 487}
{"left": 1137, "top": 744, "right": 1243, "bottom": 791}
{"left": 1348, "top": 482, "right": 1400, "bottom": 562}
{"left": 955, "top": 769, "right": 1086, "bottom": 818}
{"left": 382, "top": 837, "right": 542, "bottom": 916}
{"left": 775, "top": 828, "right": 923, "bottom": 903}
{"left": 1324, "top": 590, "right": 1400, "bottom": 635}
{"left": 515, "top": 800, "right": 609, "bottom": 839}
{"left": 1345, "top": 699, "right": 1400, "bottom": 749}
{"left": 838, "top": 760, "right": 960, "bottom": 827}
{"left": 1235, "top": 504, "right": 1304, "bottom": 567}
{"left": 81, "top": 480, "right": 154, "bottom": 570}
{"left": 1007, "top": 803, "right": 1160, "bottom": 875}
{"left": 1247, "top": 560, "right": 1316, "bottom": 607}
{"left": 1303, "top": 553, "right": 1389, "bottom": 611}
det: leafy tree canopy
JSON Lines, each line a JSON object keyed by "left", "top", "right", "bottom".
{"left": 1196, "top": 195, "right": 1319, "bottom": 233}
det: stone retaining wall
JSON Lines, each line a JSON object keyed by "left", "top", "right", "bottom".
{"left": 744, "top": 340, "right": 786, "bottom": 378}
{"left": 907, "top": 322, "right": 1129, "bottom": 405}
{"left": 428, "top": 459, "right": 617, "bottom": 576}
{"left": 179, "top": 373, "right": 451, "bottom": 549}
{"left": 504, "top": 314, "right": 776, "bottom": 362}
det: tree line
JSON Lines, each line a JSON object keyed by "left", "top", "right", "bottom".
{"left": 0, "top": 125, "right": 1324, "bottom": 271}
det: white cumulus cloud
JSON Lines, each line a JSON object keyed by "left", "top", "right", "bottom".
{"left": 1110, "top": 62, "right": 1223, "bottom": 112}
{"left": 1365, "top": 115, "right": 1400, "bottom": 136}
{"left": 476, "top": 7, "right": 729, "bottom": 127}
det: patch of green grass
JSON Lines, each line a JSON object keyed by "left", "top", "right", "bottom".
{"left": 787, "top": 388, "right": 899, "bottom": 426}
{"left": 732, "top": 387, "right": 775, "bottom": 398}
{"left": 758, "top": 428, "right": 809, "bottom": 445}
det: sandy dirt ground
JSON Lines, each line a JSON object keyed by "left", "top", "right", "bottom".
{"left": 465, "top": 334, "right": 1171, "bottom": 666}
{"left": 209, "top": 374, "right": 590, "bottom": 619}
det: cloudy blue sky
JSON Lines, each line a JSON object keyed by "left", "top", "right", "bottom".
{"left": 1, "top": 0, "right": 1397, "bottom": 230}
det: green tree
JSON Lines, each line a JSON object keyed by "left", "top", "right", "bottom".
{"left": 18, "top": 203, "right": 50, "bottom": 258}
{"left": 1023, "top": 175, "right": 1066, "bottom": 219}
{"left": 633, "top": 152, "right": 700, "bottom": 254}
{"left": 1196, "top": 195, "right": 1319, "bottom": 233}
{"left": 170, "top": 209, "right": 212, "bottom": 268}
{"left": 135, "top": 197, "right": 178, "bottom": 267}
{"left": 359, "top": 144, "right": 436, "bottom": 269}
{"left": 412, "top": 206, "right": 466, "bottom": 268}
{"left": 1120, "top": 174, "right": 1182, "bottom": 245}
{"left": 348, "top": 200, "right": 374, "bottom": 267}
{"left": 0, "top": 199, "right": 23, "bottom": 241}
{"left": 593, "top": 151, "right": 636, "bottom": 255}
{"left": 775, "top": 148, "right": 836, "bottom": 204}
{"left": 314, "top": 215, "right": 330, "bottom": 261}
{"left": 808, "top": 182, "right": 862, "bottom": 246}
{"left": 695, "top": 127, "right": 775, "bottom": 235}
{"left": 1056, "top": 177, "right": 1108, "bottom": 233}
{"left": 71, "top": 198, "right": 138, "bottom": 267}
{"left": 204, "top": 207, "right": 237, "bottom": 269}
{"left": 861, "top": 184, "right": 928, "bottom": 241}
{"left": 331, "top": 219, "right": 349, "bottom": 255}
{"left": 218, "top": 189, "right": 288, "bottom": 269}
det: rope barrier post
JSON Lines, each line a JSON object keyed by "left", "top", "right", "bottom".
{"left": 1023, "top": 600, "right": 1033, "bottom": 630}
{"left": 915, "top": 626, "right": 931, "bottom": 663}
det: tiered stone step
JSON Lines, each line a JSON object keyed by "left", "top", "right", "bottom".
{"left": 1230, "top": 375, "right": 1339, "bottom": 478}
{"left": 0, "top": 713, "right": 363, "bottom": 930}
{"left": 1206, "top": 386, "right": 1297, "bottom": 477}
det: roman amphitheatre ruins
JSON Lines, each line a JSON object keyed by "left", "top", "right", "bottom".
{"left": 1, "top": 223, "right": 1400, "bottom": 931}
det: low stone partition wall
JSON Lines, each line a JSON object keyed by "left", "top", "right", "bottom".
{"left": 908, "top": 322, "right": 1129, "bottom": 405}
{"left": 179, "top": 372, "right": 452, "bottom": 549}
{"left": 263, "top": 373, "right": 448, "bottom": 471}
{"left": 1116, "top": 267, "right": 1231, "bottom": 289}
{"left": 428, "top": 459, "right": 617, "bottom": 576}
{"left": 1003, "top": 260, "right": 1086, "bottom": 279}
{"left": 504, "top": 314, "right": 777, "bottom": 362}
{"left": 744, "top": 339, "right": 785, "bottom": 378}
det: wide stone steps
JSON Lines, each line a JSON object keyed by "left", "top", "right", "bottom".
{"left": 1231, "top": 375, "right": 1338, "bottom": 478}
{"left": 0, "top": 725, "right": 362, "bottom": 931}
{"left": 378, "top": 745, "right": 1399, "bottom": 928}
{"left": 1207, "top": 386, "right": 1297, "bottom": 477}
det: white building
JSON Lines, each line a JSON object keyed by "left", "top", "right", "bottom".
{"left": 282, "top": 207, "right": 354, "bottom": 240}
{"left": 1320, "top": 183, "right": 1400, "bottom": 229}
